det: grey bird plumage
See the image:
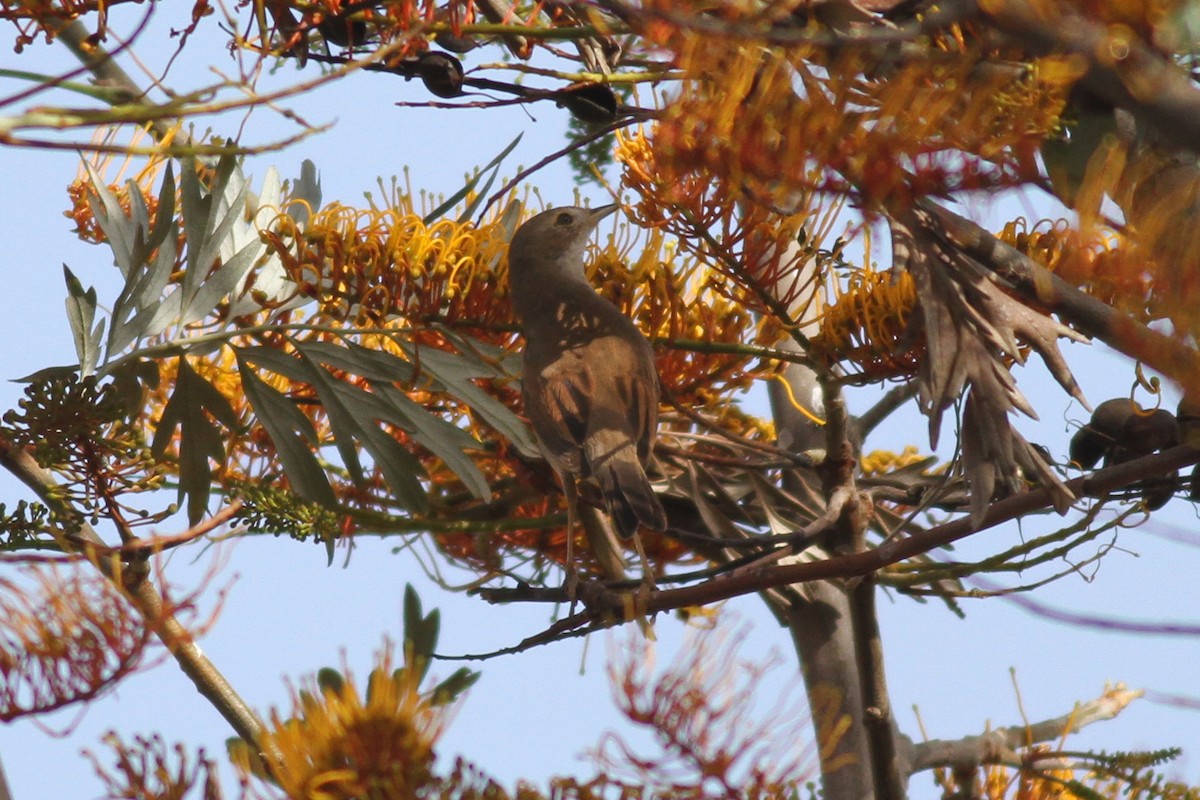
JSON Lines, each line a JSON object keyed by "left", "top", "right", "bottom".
{"left": 507, "top": 204, "right": 667, "bottom": 538}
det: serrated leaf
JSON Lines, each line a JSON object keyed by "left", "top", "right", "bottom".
{"left": 237, "top": 355, "right": 338, "bottom": 507}
{"left": 396, "top": 338, "right": 538, "bottom": 458}
{"left": 371, "top": 383, "right": 491, "bottom": 500}
{"left": 63, "top": 265, "right": 102, "bottom": 377}
{"left": 152, "top": 358, "right": 236, "bottom": 524}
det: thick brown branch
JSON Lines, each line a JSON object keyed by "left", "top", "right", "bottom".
{"left": 473, "top": 445, "right": 1200, "bottom": 631}
{"left": 924, "top": 201, "right": 1200, "bottom": 391}
{"left": 911, "top": 684, "right": 1143, "bottom": 772}
{"left": 648, "top": 445, "right": 1199, "bottom": 612}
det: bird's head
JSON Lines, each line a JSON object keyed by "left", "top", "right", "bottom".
{"left": 508, "top": 204, "right": 618, "bottom": 280}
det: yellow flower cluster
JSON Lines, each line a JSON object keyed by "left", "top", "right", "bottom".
{"left": 633, "top": 24, "right": 1077, "bottom": 214}
{"left": 617, "top": 126, "right": 834, "bottom": 328}
{"left": 264, "top": 201, "right": 514, "bottom": 330}
{"left": 809, "top": 268, "right": 921, "bottom": 380}
{"left": 860, "top": 445, "right": 929, "bottom": 475}
{"left": 239, "top": 658, "right": 444, "bottom": 800}
{"left": 998, "top": 217, "right": 1158, "bottom": 319}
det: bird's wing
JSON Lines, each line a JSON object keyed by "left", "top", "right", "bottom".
{"left": 525, "top": 350, "right": 593, "bottom": 473}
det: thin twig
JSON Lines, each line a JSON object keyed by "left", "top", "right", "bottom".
{"left": 467, "top": 445, "right": 1200, "bottom": 642}
{"left": 0, "top": 434, "right": 272, "bottom": 757}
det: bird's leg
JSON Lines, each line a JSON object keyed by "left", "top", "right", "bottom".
{"left": 629, "top": 532, "right": 657, "bottom": 641}
{"left": 562, "top": 476, "right": 580, "bottom": 606}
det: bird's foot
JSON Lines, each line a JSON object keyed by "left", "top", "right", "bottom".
{"left": 563, "top": 565, "right": 581, "bottom": 611}
{"left": 612, "top": 568, "right": 656, "bottom": 640}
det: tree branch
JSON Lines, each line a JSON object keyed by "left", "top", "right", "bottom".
{"left": 922, "top": 201, "right": 1200, "bottom": 392}
{"left": 0, "top": 434, "right": 271, "bottom": 756}
{"left": 911, "top": 683, "right": 1144, "bottom": 772}
{"left": 472, "top": 445, "right": 1200, "bottom": 631}
{"left": 978, "top": 0, "right": 1200, "bottom": 154}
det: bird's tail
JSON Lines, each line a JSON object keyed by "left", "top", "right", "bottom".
{"left": 586, "top": 434, "right": 666, "bottom": 539}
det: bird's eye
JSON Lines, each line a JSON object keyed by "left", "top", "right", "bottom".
{"left": 555, "top": 212, "right": 574, "bottom": 226}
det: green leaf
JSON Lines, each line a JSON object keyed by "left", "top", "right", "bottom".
{"left": 430, "top": 667, "right": 480, "bottom": 706}
{"left": 316, "top": 667, "right": 346, "bottom": 695}
{"left": 109, "top": 164, "right": 179, "bottom": 355}
{"left": 151, "top": 358, "right": 238, "bottom": 525}
{"left": 13, "top": 365, "right": 81, "bottom": 384}
{"left": 236, "top": 355, "right": 338, "bottom": 508}
{"left": 180, "top": 164, "right": 255, "bottom": 325}
{"left": 288, "top": 159, "right": 322, "bottom": 228}
{"left": 402, "top": 584, "right": 440, "bottom": 684}
{"left": 371, "top": 383, "right": 491, "bottom": 500}
{"left": 355, "top": 424, "right": 429, "bottom": 513}
{"left": 396, "top": 337, "right": 539, "bottom": 458}
{"left": 297, "top": 341, "right": 484, "bottom": 503}
{"left": 239, "top": 345, "right": 431, "bottom": 512}
{"left": 82, "top": 160, "right": 136, "bottom": 277}
{"left": 299, "top": 340, "right": 417, "bottom": 383}
{"left": 62, "top": 265, "right": 103, "bottom": 377}
{"left": 293, "top": 346, "right": 370, "bottom": 486}
{"left": 455, "top": 133, "right": 523, "bottom": 223}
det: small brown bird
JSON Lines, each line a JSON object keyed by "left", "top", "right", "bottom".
{"left": 507, "top": 204, "right": 667, "bottom": 540}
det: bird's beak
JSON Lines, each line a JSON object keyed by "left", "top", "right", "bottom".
{"left": 590, "top": 203, "right": 620, "bottom": 221}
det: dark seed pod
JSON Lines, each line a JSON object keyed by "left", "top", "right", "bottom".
{"left": 1177, "top": 396, "right": 1200, "bottom": 447}
{"left": 556, "top": 83, "right": 619, "bottom": 124}
{"left": 416, "top": 51, "right": 465, "bottom": 98}
{"left": 1189, "top": 462, "right": 1200, "bottom": 502}
{"left": 317, "top": 15, "right": 368, "bottom": 47}
{"left": 1070, "top": 398, "right": 1133, "bottom": 468}
{"left": 1119, "top": 408, "right": 1179, "bottom": 457}
{"left": 434, "top": 31, "right": 477, "bottom": 53}
{"left": 1139, "top": 476, "right": 1176, "bottom": 511}
{"left": 1109, "top": 407, "right": 1180, "bottom": 511}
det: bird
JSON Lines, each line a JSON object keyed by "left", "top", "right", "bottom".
{"left": 506, "top": 204, "right": 667, "bottom": 549}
